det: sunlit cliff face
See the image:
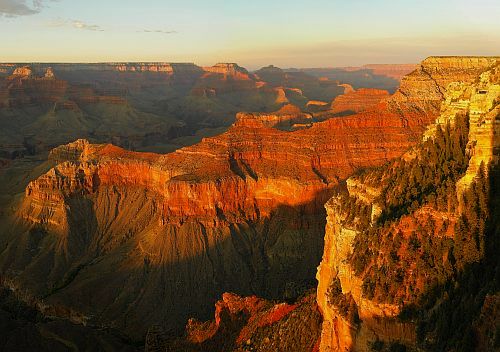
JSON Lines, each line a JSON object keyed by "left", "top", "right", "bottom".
{"left": 316, "top": 57, "right": 500, "bottom": 351}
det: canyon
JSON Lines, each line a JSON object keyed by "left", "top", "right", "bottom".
{"left": 0, "top": 62, "right": 405, "bottom": 159}
{"left": 0, "top": 57, "right": 498, "bottom": 351}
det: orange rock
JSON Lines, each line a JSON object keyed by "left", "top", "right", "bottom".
{"left": 330, "top": 88, "right": 390, "bottom": 115}
{"left": 156, "top": 292, "right": 321, "bottom": 351}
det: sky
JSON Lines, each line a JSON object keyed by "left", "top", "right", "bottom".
{"left": 0, "top": 0, "right": 499, "bottom": 69}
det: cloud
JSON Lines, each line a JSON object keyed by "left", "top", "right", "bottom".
{"left": 71, "top": 20, "right": 103, "bottom": 31}
{"left": 0, "top": 0, "right": 54, "bottom": 17}
{"left": 47, "top": 18, "right": 104, "bottom": 31}
{"left": 139, "top": 29, "right": 177, "bottom": 34}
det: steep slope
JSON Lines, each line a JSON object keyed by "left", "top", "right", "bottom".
{"left": 316, "top": 59, "right": 500, "bottom": 351}
{"left": 0, "top": 57, "right": 491, "bottom": 344}
{"left": 0, "top": 106, "right": 427, "bottom": 340}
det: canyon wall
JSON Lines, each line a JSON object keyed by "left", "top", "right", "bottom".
{"left": 316, "top": 57, "right": 500, "bottom": 351}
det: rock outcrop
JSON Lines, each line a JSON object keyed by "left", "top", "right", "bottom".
{"left": 316, "top": 192, "right": 415, "bottom": 352}
{"left": 389, "top": 56, "right": 500, "bottom": 115}
{"left": 330, "top": 89, "right": 390, "bottom": 115}
{"left": 146, "top": 292, "right": 321, "bottom": 352}
{"left": 203, "top": 63, "right": 250, "bottom": 77}
{"left": 457, "top": 65, "right": 500, "bottom": 192}
{"left": 9, "top": 66, "right": 33, "bottom": 79}
{"left": 234, "top": 104, "right": 312, "bottom": 130}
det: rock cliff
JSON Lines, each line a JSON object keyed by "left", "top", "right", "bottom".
{"left": 316, "top": 57, "right": 500, "bottom": 351}
{"left": 389, "top": 56, "right": 499, "bottom": 115}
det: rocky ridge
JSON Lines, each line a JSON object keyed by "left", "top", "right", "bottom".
{"left": 145, "top": 292, "right": 321, "bottom": 351}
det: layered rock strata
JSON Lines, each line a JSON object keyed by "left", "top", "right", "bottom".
{"left": 2, "top": 57, "right": 486, "bottom": 343}
{"left": 330, "top": 89, "right": 390, "bottom": 115}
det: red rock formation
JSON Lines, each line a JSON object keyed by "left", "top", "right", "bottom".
{"left": 25, "top": 105, "right": 428, "bottom": 229}
{"left": 389, "top": 56, "right": 500, "bottom": 114}
{"left": 307, "top": 100, "right": 330, "bottom": 112}
{"left": 146, "top": 293, "right": 322, "bottom": 352}
{"left": 234, "top": 104, "right": 312, "bottom": 129}
{"left": 9, "top": 66, "right": 33, "bottom": 79}
{"left": 202, "top": 63, "right": 251, "bottom": 79}
{"left": 330, "top": 88, "right": 390, "bottom": 115}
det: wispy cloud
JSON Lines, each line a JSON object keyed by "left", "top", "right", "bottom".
{"left": 0, "top": 0, "right": 55, "bottom": 17}
{"left": 71, "top": 20, "right": 103, "bottom": 31}
{"left": 139, "top": 29, "right": 177, "bottom": 34}
{"left": 47, "top": 18, "right": 104, "bottom": 31}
